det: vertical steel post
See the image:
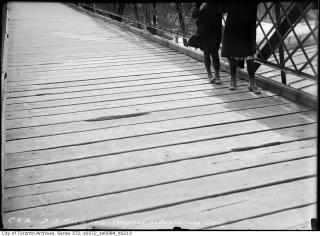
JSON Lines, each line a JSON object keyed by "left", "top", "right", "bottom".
{"left": 133, "top": 3, "right": 142, "bottom": 29}
{"left": 116, "top": 3, "right": 124, "bottom": 22}
{"left": 145, "top": 4, "right": 150, "bottom": 31}
{"left": 176, "top": 2, "right": 187, "bottom": 46}
{"left": 275, "top": 3, "right": 287, "bottom": 84}
{"left": 146, "top": 3, "right": 156, "bottom": 34}
{"left": 152, "top": 2, "right": 157, "bottom": 35}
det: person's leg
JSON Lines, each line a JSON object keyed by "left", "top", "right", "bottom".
{"left": 246, "top": 59, "right": 261, "bottom": 94}
{"left": 204, "top": 51, "right": 213, "bottom": 82}
{"left": 229, "top": 57, "right": 237, "bottom": 90}
{"left": 211, "top": 50, "right": 221, "bottom": 84}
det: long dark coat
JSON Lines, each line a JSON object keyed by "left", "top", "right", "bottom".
{"left": 196, "top": 2, "right": 222, "bottom": 52}
{"left": 221, "top": 1, "right": 258, "bottom": 57}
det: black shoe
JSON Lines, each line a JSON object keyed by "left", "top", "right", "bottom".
{"left": 215, "top": 75, "right": 222, "bottom": 84}
{"left": 248, "top": 83, "right": 261, "bottom": 94}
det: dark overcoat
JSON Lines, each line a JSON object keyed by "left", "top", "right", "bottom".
{"left": 196, "top": 2, "right": 222, "bottom": 52}
{"left": 221, "top": 1, "right": 258, "bottom": 57}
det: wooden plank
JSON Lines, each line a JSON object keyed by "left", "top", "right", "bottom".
{"left": 8, "top": 48, "right": 179, "bottom": 62}
{"left": 5, "top": 104, "right": 314, "bottom": 153}
{"left": 7, "top": 52, "right": 185, "bottom": 74}
{"left": 6, "top": 72, "right": 215, "bottom": 99}
{"left": 5, "top": 109, "right": 316, "bottom": 154}
{"left": 5, "top": 122, "right": 317, "bottom": 170}
{"left": 7, "top": 40, "right": 168, "bottom": 51}
{"left": 211, "top": 204, "right": 316, "bottom": 230}
{"left": 7, "top": 37, "right": 172, "bottom": 50}
{"left": 65, "top": 178, "right": 316, "bottom": 230}
{"left": 6, "top": 88, "right": 266, "bottom": 129}
{"left": 8, "top": 40, "right": 172, "bottom": 56}
{"left": 5, "top": 77, "right": 240, "bottom": 111}
{"left": 6, "top": 137, "right": 316, "bottom": 190}
{"left": 6, "top": 68, "right": 208, "bottom": 92}
{"left": 8, "top": 42, "right": 174, "bottom": 61}
{"left": 7, "top": 39, "right": 173, "bottom": 50}
{"left": 7, "top": 49, "right": 177, "bottom": 68}
{"left": 7, "top": 48, "right": 176, "bottom": 62}
{"left": 6, "top": 45, "right": 193, "bottom": 62}
{"left": 7, "top": 49, "right": 179, "bottom": 68}
{"left": 5, "top": 83, "right": 250, "bottom": 119}
{"left": 9, "top": 56, "right": 199, "bottom": 80}
{"left": 9, "top": 53, "right": 196, "bottom": 76}
{"left": 4, "top": 74, "right": 235, "bottom": 110}
{"left": 9, "top": 49, "right": 180, "bottom": 64}
{"left": 5, "top": 78, "right": 219, "bottom": 105}
{"left": 6, "top": 36, "right": 195, "bottom": 59}
{"left": 4, "top": 139, "right": 316, "bottom": 192}
{"left": 7, "top": 48, "right": 180, "bottom": 62}
{"left": 3, "top": 158, "right": 316, "bottom": 229}
{"left": 8, "top": 60, "right": 203, "bottom": 83}
{"left": 6, "top": 64, "right": 206, "bottom": 87}
{"left": 6, "top": 96, "right": 290, "bottom": 140}
{"left": 4, "top": 140, "right": 316, "bottom": 211}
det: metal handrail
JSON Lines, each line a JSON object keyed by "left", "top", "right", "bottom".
{"left": 80, "top": 3, "right": 192, "bottom": 39}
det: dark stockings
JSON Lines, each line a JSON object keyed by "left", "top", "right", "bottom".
{"left": 229, "top": 58, "right": 237, "bottom": 77}
{"left": 246, "top": 59, "right": 255, "bottom": 81}
{"left": 204, "top": 52, "right": 212, "bottom": 75}
{"left": 246, "top": 59, "right": 260, "bottom": 93}
{"left": 229, "top": 58, "right": 255, "bottom": 78}
{"left": 228, "top": 58, "right": 260, "bottom": 93}
{"left": 211, "top": 51, "right": 220, "bottom": 73}
{"left": 204, "top": 51, "right": 220, "bottom": 76}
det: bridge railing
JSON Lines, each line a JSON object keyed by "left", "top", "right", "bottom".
{"left": 78, "top": 2, "right": 318, "bottom": 84}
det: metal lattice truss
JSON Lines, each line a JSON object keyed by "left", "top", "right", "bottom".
{"left": 255, "top": 2, "right": 318, "bottom": 82}
{"left": 93, "top": 3, "right": 196, "bottom": 37}
{"left": 80, "top": 2, "right": 318, "bottom": 83}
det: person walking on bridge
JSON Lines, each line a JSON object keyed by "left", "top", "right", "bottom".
{"left": 192, "top": 2, "right": 223, "bottom": 84}
{"left": 221, "top": 1, "right": 261, "bottom": 94}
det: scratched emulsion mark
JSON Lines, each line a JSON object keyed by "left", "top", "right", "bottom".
{"left": 38, "top": 62, "right": 61, "bottom": 65}
{"left": 34, "top": 93, "right": 52, "bottom": 96}
{"left": 85, "top": 112, "right": 150, "bottom": 122}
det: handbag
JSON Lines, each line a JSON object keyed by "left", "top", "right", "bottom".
{"left": 187, "top": 33, "right": 202, "bottom": 49}
{"left": 187, "top": 18, "right": 203, "bottom": 49}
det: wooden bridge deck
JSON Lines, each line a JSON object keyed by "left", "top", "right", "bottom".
{"left": 2, "top": 2, "right": 317, "bottom": 230}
